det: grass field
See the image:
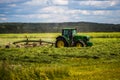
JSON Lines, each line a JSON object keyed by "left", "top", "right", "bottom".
{"left": 0, "top": 32, "right": 120, "bottom": 80}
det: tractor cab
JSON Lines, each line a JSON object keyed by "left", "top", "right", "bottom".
{"left": 62, "top": 28, "right": 77, "bottom": 40}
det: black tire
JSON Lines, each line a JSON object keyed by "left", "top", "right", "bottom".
{"left": 55, "top": 38, "right": 68, "bottom": 48}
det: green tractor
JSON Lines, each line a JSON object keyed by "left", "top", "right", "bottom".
{"left": 55, "top": 28, "right": 93, "bottom": 48}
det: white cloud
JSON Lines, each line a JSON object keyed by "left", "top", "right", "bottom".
{"left": 39, "top": 5, "right": 119, "bottom": 17}
{"left": 0, "top": 14, "right": 5, "bottom": 16}
{"left": 0, "top": 18, "right": 7, "bottom": 21}
{"left": 77, "top": 10, "right": 90, "bottom": 15}
{"left": 23, "top": 0, "right": 69, "bottom": 6}
{"left": 41, "top": 6, "right": 67, "bottom": 14}
{"left": 52, "top": 0, "right": 68, "bottom": 5}
{"left": 8, "top": 4, "right": 17, "bottom": 7}
{"left": 92, "top": 10, "right": 110, "bottom": 15}
{"left": 79, "top": 0, "right": 119, "bottom": 8}
{"left": 0, "top": 0, "right": 22, "bottom": 3}
{"left": 10, "top": 9, "right": 120, "bottom": 23}
{"left": 40, "top": 6, "right": 91, "bottom": 15}
{"left": 23, "top": 0, "right": 49, "bottom": 6}
{"left": 15, "top": 14, "right": 50, "bottom": 19}
{"left": 92, "top": 10, "right": 120, "bottom": 17}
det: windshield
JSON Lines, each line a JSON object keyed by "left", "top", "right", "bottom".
{"left": 72, "top": 29, "right": 76, "bottom": 35}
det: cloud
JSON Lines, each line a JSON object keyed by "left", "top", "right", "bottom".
{"left": 40, "top": 6, "right": 91, "bottom": 15}
{"left": 23, "top": 0, "right": 49, "bottom": 6}
{"left": 0, "top": 14, "right": 6, "bottom": 16}
{"left": 0, "top": 18, "right": 7, "bottom": 21}
{"left": 14, "top": 14, "right": 51, "bottom": 19}
{"left": 6, "top": 9, "right": 120, "bottom": 23}
{"left": 0, "top": 0, "right": 119, "bottom": 23}
{"left": 23, "top": 0, "right": 69, "bottom": 6}
{"left": 40, "top": 6, "right": 115, "bottom": 16}
{"left": 52, "top": 0, "right": 68, "bottom": 5}
{"left": 8, "top": 4, "right": 17, "bottom": 7}
{"left": 92, "top": 10, "right": 111, "bottom": 15}
{"left": 41, "top": 6, "right": 67, "bottom": 14}
{"left": 0, "top": 0, "right": 23, "bottom": 3}
{"left": 78, "top": 0, "right": 119, "bottom": 8}
{"left": 92, "top": 10, "right": 120, "bottom": 17}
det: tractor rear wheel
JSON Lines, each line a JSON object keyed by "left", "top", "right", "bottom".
{"left": 55, "top": 38, "right": 68, "bottom": 48}
{"left": 75, "top": 41, "right": 85, "bottom": 47}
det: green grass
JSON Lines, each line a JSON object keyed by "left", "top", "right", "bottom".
{"left": 0, "top": 32, "right": 120, "bottom": 38}
{"left": 79, "top": 32, "right": 120, "bottom": 38}
{"left": 0, "top": 32, "right": 120, "bottom": 80}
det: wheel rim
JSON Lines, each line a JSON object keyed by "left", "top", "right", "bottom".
{"left": 57, "top": 40, "right": 64, "bottom": 48}
{"left": 76, "top": 43, "right": 82, "bottom": 47}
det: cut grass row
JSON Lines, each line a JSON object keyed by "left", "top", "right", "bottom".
{"left": 0, "top": 38, "right": 120, "bottom": 63}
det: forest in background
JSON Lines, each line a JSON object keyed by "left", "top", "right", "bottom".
{"left": 0, "top": 22, "right": 120, "bottom": 33}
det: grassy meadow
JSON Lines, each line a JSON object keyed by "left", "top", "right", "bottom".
{"left": 0, "top": 32, "right": 120, "bottom": 80}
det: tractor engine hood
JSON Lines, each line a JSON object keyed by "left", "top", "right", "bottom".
{"left": 73, "top": 35, "right": 90, "bottom": 41}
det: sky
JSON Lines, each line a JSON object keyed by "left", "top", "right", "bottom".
{"left": 0, "top": 0, "right": 120, "bottom": 24}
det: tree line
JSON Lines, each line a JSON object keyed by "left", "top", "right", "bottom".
{"left": 0, "top": 22, "right": 120, "bottom": 33}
